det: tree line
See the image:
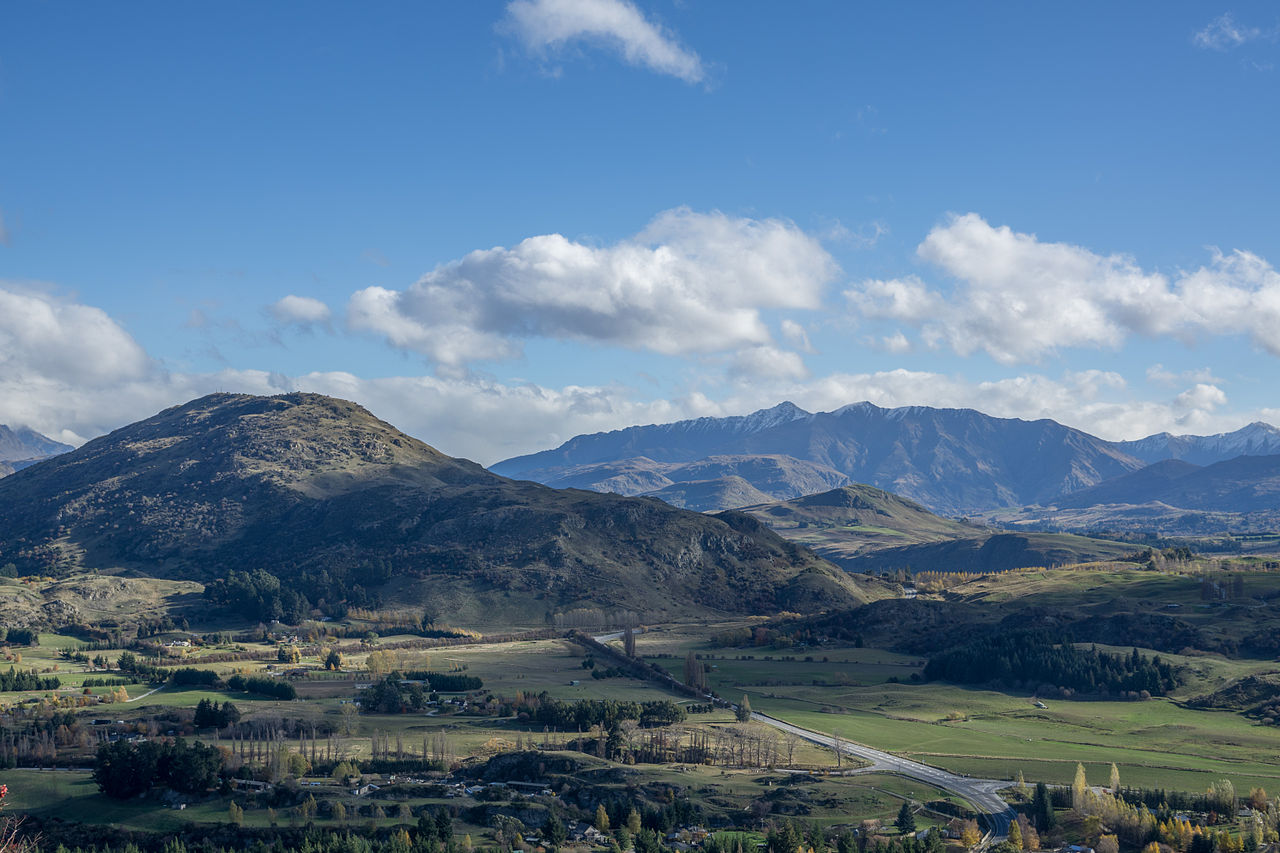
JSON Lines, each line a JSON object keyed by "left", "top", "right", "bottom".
{"left": 923, "top": 630, "right": 1179, "bottom": 696}
{"left": 0, "top": 666, "right": 59, "bottom": 692}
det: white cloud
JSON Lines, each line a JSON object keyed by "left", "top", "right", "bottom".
{"left": 1193, "top": 13, "right": 1266, "bottom": 50}
{"left": 0, "top": 285, "right": 151, "bottom": 386}
{"left": 347, "top": 207, "right": 838, "bottom": 367}
{"left": 1175, "top": 249, "right": 1280, "bottom": 355}
{"left": 1174, "top": 383, "right": 1228, "bottom": 412}
{"left": 780, "top": 319, "right": 814, "bottom": 353}
{"left": 729, "top": 346, "right": 809, "bottom": 381}
{"left": 501, "top": 0, "right": 706, "bottom": 83}
{"left": 269, "top": 295, "right": 332, "bottom": 330}
{"left": 879, "top": 332, "right": 912, "bottom": 354}
{"left": 847, "top": 276, "right": 942, "bottom": 324}
{"left": 1146, "top": 363, "right": 1221, "bottom": 386}
{"left": 848, "top": 214, "right": 1280, "bottom": 364}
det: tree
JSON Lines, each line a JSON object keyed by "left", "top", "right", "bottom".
{"left": 1007, "top": 820, "right": 1023, "bottom": 851}
{"left": 278, "top": 645, "right": 301, "bottom": 664}
{"left": 623, "top": 627, "right": 636, "bottom": 658}
{"left": 684, "top": 652, "right": 706, "bottom": 691}
{"left": 1072, "top": 762, "right": 1089, "bottom": 813}
{"left": 595, "top": 804, "right": 611, "bottom": 832}
{"left": 1032, "top": 782, "right": 1054, "bottom": 831}
{"left": 1015, "top": 816, "right": 1038, "bottom": 852}
{"left": 332, "top": 801, "right": 346, "bottom": 822}
{"left": 736, "top": 694, "right": 753, "bottom": 723}
{"left": 627, "top": 808, "right": 642, "bottom": 835}
{"left": 228, "top": 801, "right": 244, "bottom": 826}
{"left": 324, "top": 650, "right": 343, "bottom": 671}
{"left": 896, "top": 802, "right": 916, "bottom": 835}
{"left": 1098, "top": 835, "right": 1119, "bottom": 853}
{"left": 1109, "top": 762, "right": 1121, "bottom": 794}
{"left": 545, "top": 812, "right": 567, "bottom": 846}
{"left": 960, "top": 820, "right": 982, "bottom": 848}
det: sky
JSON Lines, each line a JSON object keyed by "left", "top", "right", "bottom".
{"left": 2, "top": 1, "right": 1280, "bottom": 464}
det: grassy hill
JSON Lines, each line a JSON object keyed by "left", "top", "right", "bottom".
{"left": 0, "top": 393, "right": 874, "bottom": 627}
{"left": 736, "top": 484, "right": 1136, "bottom": 573}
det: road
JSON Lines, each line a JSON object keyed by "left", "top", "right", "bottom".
{"left": 752, "top": 711, "right": 1015, "bottom": 841}
{"left": 589, "top": 631, "right": 1014, "bottom": 842}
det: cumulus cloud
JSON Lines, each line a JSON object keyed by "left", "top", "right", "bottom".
{"left": 501, "top": 0, "right": 706, "bottom": 83}
{"left": 268, "top": 294, "right": 333, "bottom": 330}
{"left": 847, "top": 276, "right": 943, "bottom": 324}
{"left": 728, "top": 346, "right": 809, "bottom": 381}
{"left": 348, "top": 207, "right": 838, "bottom": 367}
{"left": 1174, "top": 383, "right": 1228, "bottom": 412}
{"left": 1193, "top": 13, "right": 1267, "bottom": 50}
{"left": 0, "top": 285, "right": 151, "bottom": 386}
{"left": 847, "top": 213, "right": 1280, "bottom": 364}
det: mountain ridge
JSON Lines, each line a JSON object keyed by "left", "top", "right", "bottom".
{"left": 0, "top": 393, "right": 871, "bottom": 625}
{"left": 493, "top": 402, "right": 1280, "bottom": 515}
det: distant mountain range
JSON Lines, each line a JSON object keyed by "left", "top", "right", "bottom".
{"left": 492, "top": 402, "right": 1280, "bottom": 517}
{"left": 0, "top": 393, "right": 870, "bottom": 626}
{"left": 1056, "top": 454, "right": 1280, "bottom": 513}
{"left": 0, "top": 424, "right": 72, "bottom": 477}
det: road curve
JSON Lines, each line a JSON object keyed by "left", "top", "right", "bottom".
{"left": 752, "top": 711, "right": 1016, "bottom": 840}
{"left": 587, "top": 631, "right": 1014, "bottom": 842}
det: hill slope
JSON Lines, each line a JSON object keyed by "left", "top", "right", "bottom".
{"left": 0, "top": 394, "right": 869, "bottom": 625}
{"left": 736, "top": 485, "right": 1134, "bottom": 572}
{"left": 1056, "top": 454, "right": 1280, "bottom": 513}
{"left": 494, "top": 401, "right": 1144, "bottom": 514}
{"left": 527, "top": 453, "right": 852, "bottom": 510}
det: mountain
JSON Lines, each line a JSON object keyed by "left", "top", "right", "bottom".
{"left": 1056, "top": 454, "right": 1280, "bottom": 513}
{"left": 526, "top": 453, "right": 852, "bottom": 510}
{"left": 0, "top": 424, "right": 72, "bottom": 477}
{"left": 734, "top": 484, "right": 1133, "bottom": 572}
{"left": 0, "top": 393, "right": 870, "bottom": 626}
{"left": 1116, "top": 422, "right": 1280, "bottom": 466}
{"left": 494, "top": 401, "right": 1144, "bottom": 515}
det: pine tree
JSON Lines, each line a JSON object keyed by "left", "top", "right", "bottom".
{"left": 896, "top": 801, "right": 916, "bottom": 835}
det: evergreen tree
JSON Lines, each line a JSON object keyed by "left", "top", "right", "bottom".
{"left": 736, "top": 694, "right": 753, "bottom": 723}
{"left": 1032, "top": 781, "right": 1055, "bottom": 831}
{"left": 896, "top": 801, "right": 916, "bottom": 835}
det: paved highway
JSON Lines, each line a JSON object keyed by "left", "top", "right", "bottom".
{"left": 587, "top": 631, "right": 1014, "bottom": 842}
{"left": 751, "top": 712, "right": 1016, "bottom": 841}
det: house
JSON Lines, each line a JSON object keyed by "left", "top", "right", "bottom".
{"left": 569, "top": 823, "right": 606, "bottom": 843}
{"left": 352, "top": 784, "right": 381, "bottom": 796}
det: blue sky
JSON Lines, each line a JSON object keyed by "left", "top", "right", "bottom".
{"left": 2, "top": 1, "right": 1279, "bottom": 463}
